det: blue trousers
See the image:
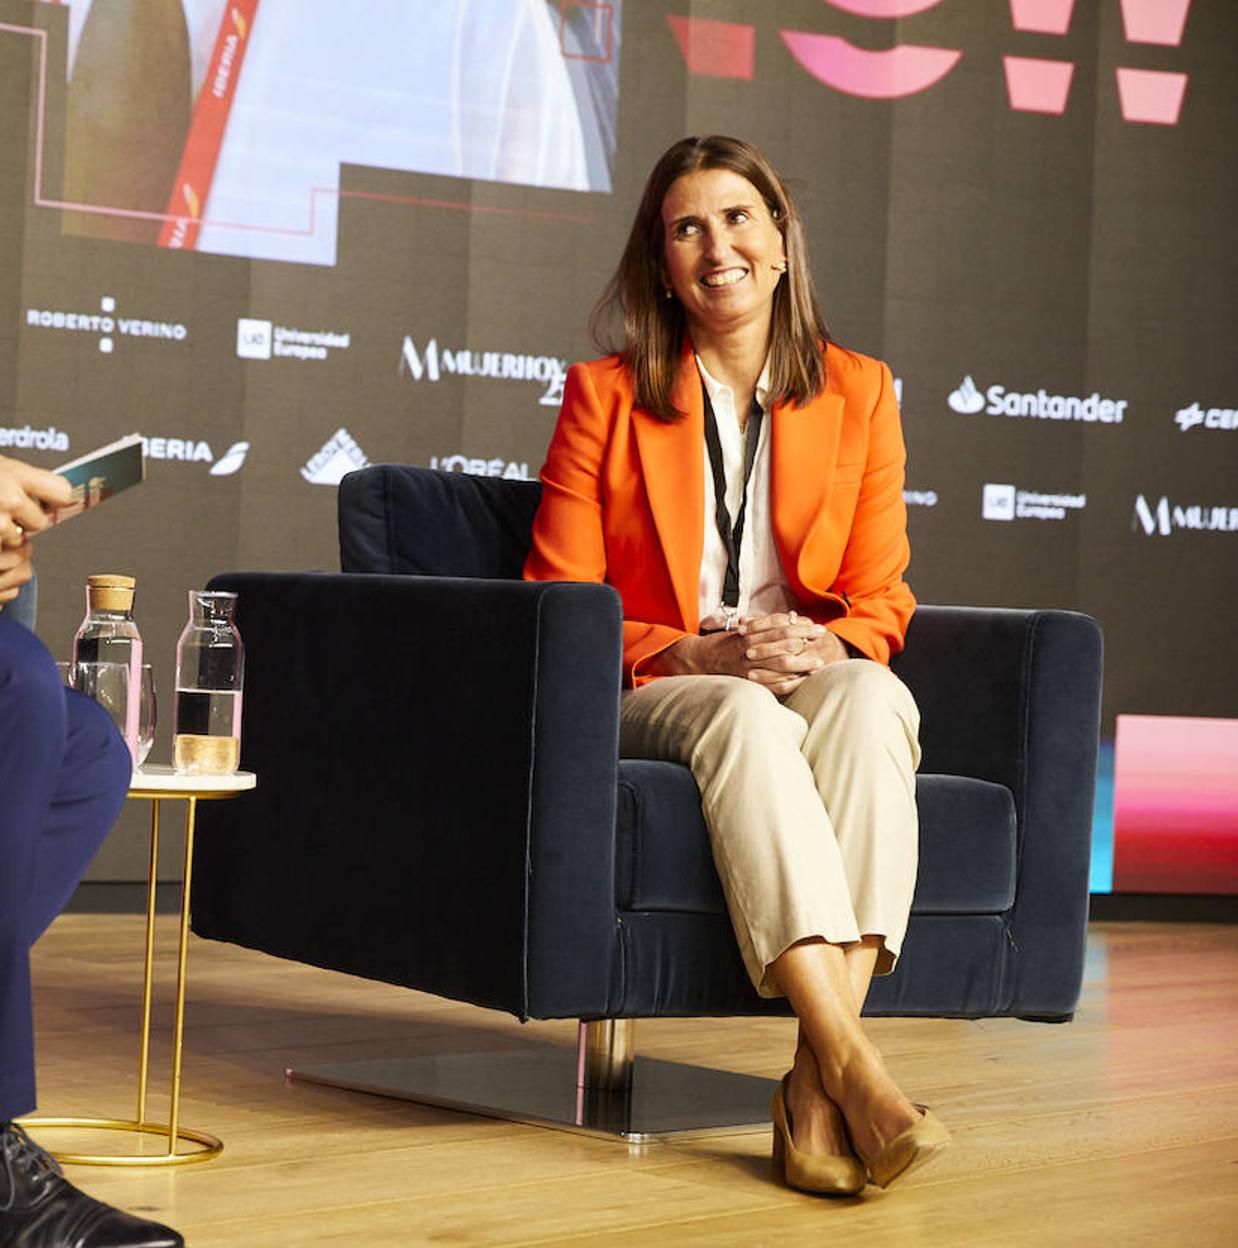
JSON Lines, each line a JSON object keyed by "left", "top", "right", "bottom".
{"left": 0, "top": 618, "right": 131, "bottom": 1120}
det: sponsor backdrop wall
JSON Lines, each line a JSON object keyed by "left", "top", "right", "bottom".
{"left": 2, "top": 0, "right": 1235, "bottom": 894}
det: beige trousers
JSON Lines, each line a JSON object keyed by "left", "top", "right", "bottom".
{"left": 619, "top": 660, "right": 921, "bottom": 998}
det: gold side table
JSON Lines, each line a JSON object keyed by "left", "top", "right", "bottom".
{"left": 22, "top": 764, "right": 257, "bottom": 1166}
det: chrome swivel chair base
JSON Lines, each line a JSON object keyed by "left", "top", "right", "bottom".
{"left": 288, "top": 1021, "right": 776, "bottom": 1144}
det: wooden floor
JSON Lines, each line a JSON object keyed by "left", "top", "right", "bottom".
{"left": 26, "top": 918, "right": 1238, "bottom": 1246}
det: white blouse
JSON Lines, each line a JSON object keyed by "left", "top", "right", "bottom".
{"left": 696, "top": 356, "right": 798, "bottom": 632}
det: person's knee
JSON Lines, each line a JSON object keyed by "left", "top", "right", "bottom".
{"left": 806, "top": 661, "right": 920, "bottom": 739}
{"left": 711, "top": 675, "right": 780, "bottom": 719}
{"left": 64, "top": 690, "right": 132, "bottom": 806}
{"left": 702, "top": 676, "right": 803, "bottom": 747}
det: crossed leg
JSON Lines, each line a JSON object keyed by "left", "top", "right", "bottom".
{"left": 778, "top": 661, "right": 922, "bottom": 1161}
{"left": 619, "top": 660, "right": 923, "bottom": 1167}
{"left": 781, "top": 938, "right": 918, "bottom": 1164}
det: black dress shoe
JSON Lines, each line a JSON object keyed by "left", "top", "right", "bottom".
{"left": 0, "top": 1121, "right": 183, "bottom": 1248}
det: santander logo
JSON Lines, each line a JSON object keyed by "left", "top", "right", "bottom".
{"left": 947, "top": 376, "right": 986, "bottom": 415}
{"left": 667, "top": 0, "right": 1192, "bottom": 124}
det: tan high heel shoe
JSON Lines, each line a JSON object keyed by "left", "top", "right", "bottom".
{"left": 865, "top": 1106, "right": 951, "bottom": 1189}
{"left": 771, "top": 1075, "right": 867, "bottom": 1197}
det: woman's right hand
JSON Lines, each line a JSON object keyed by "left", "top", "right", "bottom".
{"left": 648, "top": 629, "right": 753, "bottom": 680}
{"left": 648, "top": 615, "right": 832, "bottom": 695}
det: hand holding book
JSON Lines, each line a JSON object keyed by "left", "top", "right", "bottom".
{"left": 0, "top": 435, "right": 145, "bottom": 604}
{"left": 0, "top": 455, "right": 73, "bottom": 548}
{"left": 46, "top": 433, "right": 146, "bottom": 527}
{"left": 0, "top": 455, "right": 70, "bottom": 602}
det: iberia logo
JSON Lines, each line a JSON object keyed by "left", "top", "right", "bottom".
{"left": 180, "top": 183, "right": 201, "bottom": 221}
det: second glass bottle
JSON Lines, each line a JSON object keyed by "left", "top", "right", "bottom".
{"left": 172, "top": 590, "right": 244, "bottom": 774}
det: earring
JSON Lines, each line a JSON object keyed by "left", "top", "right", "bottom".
{"left": 664, "top": 287, "right": 674, "bottom": 299}
{"left": 772, "top": 258, "right": 788, "bottom": 273}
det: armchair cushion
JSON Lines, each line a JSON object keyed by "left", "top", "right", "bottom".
{"left": 616, "top": 764, "right": 1015, "bottom": 917}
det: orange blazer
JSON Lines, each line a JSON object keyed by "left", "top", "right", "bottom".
{"left": 524, "top": 341, "right": 915, "bottom": 686}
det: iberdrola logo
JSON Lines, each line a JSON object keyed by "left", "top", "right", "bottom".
{"left": 948, "top": 375, "right": 986, "bottom": 414}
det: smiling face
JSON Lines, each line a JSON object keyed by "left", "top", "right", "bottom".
{"left": 660, "top": 166, "right": 787, "bottom": 349}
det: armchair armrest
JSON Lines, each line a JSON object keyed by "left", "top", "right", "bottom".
{"left": 893, "top": 606, "right": 1104, "bottom": 1017}
{"left": 191, "top": 571, "right": 623, "bottom": 1021}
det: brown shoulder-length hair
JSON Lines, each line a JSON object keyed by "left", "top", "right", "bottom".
{"left": 589, "top": 135, "right": 830, "bottom": 422}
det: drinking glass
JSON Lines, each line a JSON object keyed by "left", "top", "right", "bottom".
{"left": 137, "top": 664, "right": 156, "bottom": 766}
{"left": 73, "top": 661, "right": 133, "bottom": 758}
{"left": 54, "top": 660, "right": 74, "bottom": 686}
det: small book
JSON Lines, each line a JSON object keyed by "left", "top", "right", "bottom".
{"left": 46, "top": 433, "right": 146, "bottom": 526}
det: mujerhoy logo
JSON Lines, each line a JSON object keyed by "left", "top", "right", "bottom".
{"left": 400, "top": 337, "right": 566, "bottom": 407}
{"left": 1133, "top": 495, "right": 1238, "bottom": 536}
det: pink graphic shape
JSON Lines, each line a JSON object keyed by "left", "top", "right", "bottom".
{"left": 1116, "top": 68, "right": 1188, "bottom": 125}
{"left": 667, "top": 15, "right": 755, "bottom": 80}
{"left": 1009, "top": 0, "right": 1075, "bottom": 35}
{"left": 1112, "top": 715, "right": 1238, "bottom": 895}
{"left": 1119, "top": 0, "right": 1191, "bottom": 46}
{"left": 1004, "top": 56, "right": 1075, "bottom": 114}
{"left": 559, "top": 2, "right": 615, "bottom": 65}
{"left": 820, "top": 1, "right": 943, "bottom": 17}
{"left": 780, "top": 32, "right": 960, "bottom": 99}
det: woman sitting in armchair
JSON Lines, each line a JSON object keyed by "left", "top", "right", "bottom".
{"left": 524, "top": 135, "right": 949, "bottom": 1196}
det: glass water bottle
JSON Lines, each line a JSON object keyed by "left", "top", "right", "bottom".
{"left": 72, "top": 574, "right": 143, "bottom": 761}
{"left": 173, "top": 590, "right": 244, "bottom": 774}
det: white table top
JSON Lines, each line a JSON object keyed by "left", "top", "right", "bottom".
{"left": 129, "top": 764, "right": 257, "bottom": 795}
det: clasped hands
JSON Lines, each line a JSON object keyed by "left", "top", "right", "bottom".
{"left": 0, "top": 455, "right": 73, "bottom": 604}
{"left": 657, "top": 611, "right": 849, "bottom": 697}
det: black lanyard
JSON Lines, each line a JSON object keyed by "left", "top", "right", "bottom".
{"left": 701, "top": 376, "right": 764, "bottom": 609}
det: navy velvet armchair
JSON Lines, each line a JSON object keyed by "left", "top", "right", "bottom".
{"left": 190, "top": 465, "right": 1103, "bottom": 1137}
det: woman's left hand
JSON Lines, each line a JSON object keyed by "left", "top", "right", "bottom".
{"left": 738, "top": 611, "right": 849, "bottom": 695}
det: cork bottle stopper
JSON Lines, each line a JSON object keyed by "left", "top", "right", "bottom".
{"left": 86, "top": 573, "right": 136, "bottom": 613}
